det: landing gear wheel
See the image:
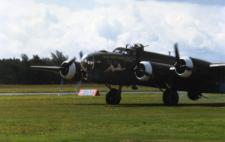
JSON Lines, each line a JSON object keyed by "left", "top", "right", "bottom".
{"left": 163, "top": 89, "right": 179, "bottom": 106}
{"left": 187, "top": 91, "right": 201, "bottom": 101}
{"left": 106, "top": 89, "right": 121, "bottom": 105}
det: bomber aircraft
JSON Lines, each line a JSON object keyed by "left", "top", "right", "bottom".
{"left": 31, "top": 43, "right": 225, "bottom": 106}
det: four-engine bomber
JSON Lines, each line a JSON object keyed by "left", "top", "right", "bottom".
{"left": 31, "top": 43, "right": 225, "bottom": 106}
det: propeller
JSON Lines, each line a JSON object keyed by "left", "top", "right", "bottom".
{"left": 61, "top": 57, "right": 86, "bottom": 95}
{"left": 133, "top": 43, "right": 146, "bottom": 65}
{"left": 75, "top": 51, "right": 85, "bottom": 93}
{"left": 60, "top": 58, "right": 76, "bottom": 75}
{"left": 133, "top": 44, "right": 150, "bottom": 77}
{"left": 57, "top": 58, "right": 76, "bottom": 94}
{"left": 170, "top": 43, "right": 192, "bottom": 74}
{"left": 173, "top": 43, "right": 183, "bottom": 73}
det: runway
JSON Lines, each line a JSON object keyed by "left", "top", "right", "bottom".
{"left": 0, "top": 91, "right": 163, "bottom": 96}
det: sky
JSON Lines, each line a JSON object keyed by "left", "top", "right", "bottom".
{"left": 0, "top": 0, "right": 225, "bottom": 62}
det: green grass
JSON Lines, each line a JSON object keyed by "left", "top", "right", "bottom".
{"left": 0, "top": 87, "right": 225, "bottom": 142}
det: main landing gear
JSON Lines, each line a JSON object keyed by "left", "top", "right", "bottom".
{"left": 162, "top": 88, "right": 179, "bottom": 106}
{"left": 105, "top": 85, "right": 179, "bottom": 106}
{"left": 105, "top": 85, "right": 122, "bottom": 105}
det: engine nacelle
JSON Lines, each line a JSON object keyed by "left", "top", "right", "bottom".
{"left": 60, "top": 61, "right": 76, "bottom": 80}
{"left": 175, "top": 57, "right": 194, "bottom": 78}
{"left": 135, "top": 61, "right": 153, "bottom": 81}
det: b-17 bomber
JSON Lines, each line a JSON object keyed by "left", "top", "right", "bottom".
{"left": 31, "top": 43, "right": 225, "bottom": 106}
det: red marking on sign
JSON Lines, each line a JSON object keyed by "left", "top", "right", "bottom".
{"left": 78, "top": 89, "right": 100, "bottom": 96}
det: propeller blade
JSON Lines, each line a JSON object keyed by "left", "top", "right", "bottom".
{"left": 174, "top": 43, "right": 180, "bottom": 61}
{"left": 60, "top": 78, "right": 64, "bottom": 85}
{"left": 58, "top": 77, "right": 64, "bottom": 95}
{"left": 75, "top": 80, "right": 82, "bottom": 93}
{"left": 135, "top": 51, "right": 141, "bottom": 65}
{"left": 79, "top": 51, "right": 84, "bottom": 59}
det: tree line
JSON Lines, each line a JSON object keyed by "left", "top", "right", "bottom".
{"left": 0, "top": 51, "right": 70, "bottom": 84}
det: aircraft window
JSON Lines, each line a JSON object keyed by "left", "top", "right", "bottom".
{"left": 113, "top": 49, "right": 129, "bottom": 55}
{"left": 122, "top": 51, "right": 128, "bottom": 55}
{"left": 113, "top": 49, "right": 122, "bottom": 53}
{"left": 84, "top": 57, "right": 94, "bottom": 65}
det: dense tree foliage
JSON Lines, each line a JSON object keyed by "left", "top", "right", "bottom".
{"left": 0, "top": 50, "right": 70, "bottom": 84}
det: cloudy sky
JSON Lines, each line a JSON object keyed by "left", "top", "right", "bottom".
{"left": 0, "top": 0, "right": 225, "bottom": 62}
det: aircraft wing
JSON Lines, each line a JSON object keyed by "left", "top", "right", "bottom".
{"left": 210, "top": 63, "right": 225, "bottom": 68}
{"left": 152, "top": 62, "right": 173, "bottom": 68}
{"left": 30, "top": 66, "right": 62, "bottom": 72}
{"left": 151, "top": 62, "right": 174, "bottom": 77}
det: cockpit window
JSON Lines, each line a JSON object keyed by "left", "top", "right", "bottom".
{"left": 113, "top": 48, "right": 129, "bottom": 55}
{"left": 113, "top": 49, "right": 121, "bottom": 53}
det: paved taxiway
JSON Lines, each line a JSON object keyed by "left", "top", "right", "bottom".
{"left": 0, "top": 91, "right": 162, "bottom": 96}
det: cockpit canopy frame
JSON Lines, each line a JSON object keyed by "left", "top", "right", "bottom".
{"left": 113, "top": 43, "right": 146, "bottom": 56}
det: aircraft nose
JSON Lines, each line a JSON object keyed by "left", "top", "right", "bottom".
{"left": 80, "top": 54, "right": 95, "bottom": 71}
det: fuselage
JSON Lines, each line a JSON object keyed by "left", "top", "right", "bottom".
{"left": 81, "top": 47, "right": 225, "bottom": 93}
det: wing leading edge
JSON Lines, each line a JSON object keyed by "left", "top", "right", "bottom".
{"left": 210, "top": 63, "right": 225, "bottom": 68}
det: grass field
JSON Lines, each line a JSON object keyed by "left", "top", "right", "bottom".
{"left": 0, "top": 85, "right": 225, "bottom": 142}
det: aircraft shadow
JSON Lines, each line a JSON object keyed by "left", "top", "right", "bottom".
{"left": 118, "top": 103, "right": 225, "bottom": 107}
{"left": 70, "top": 103, "right": 225, "bottom": 107}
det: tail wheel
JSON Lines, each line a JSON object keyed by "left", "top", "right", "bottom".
{"left": 187, "top": 91, "right": 201, "bottom": 101}
{"left": 163, "top": 89, "right": 179, "bottom": 106}
{"left": 106, "top": 89, "right": 121, "bottom": 105}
